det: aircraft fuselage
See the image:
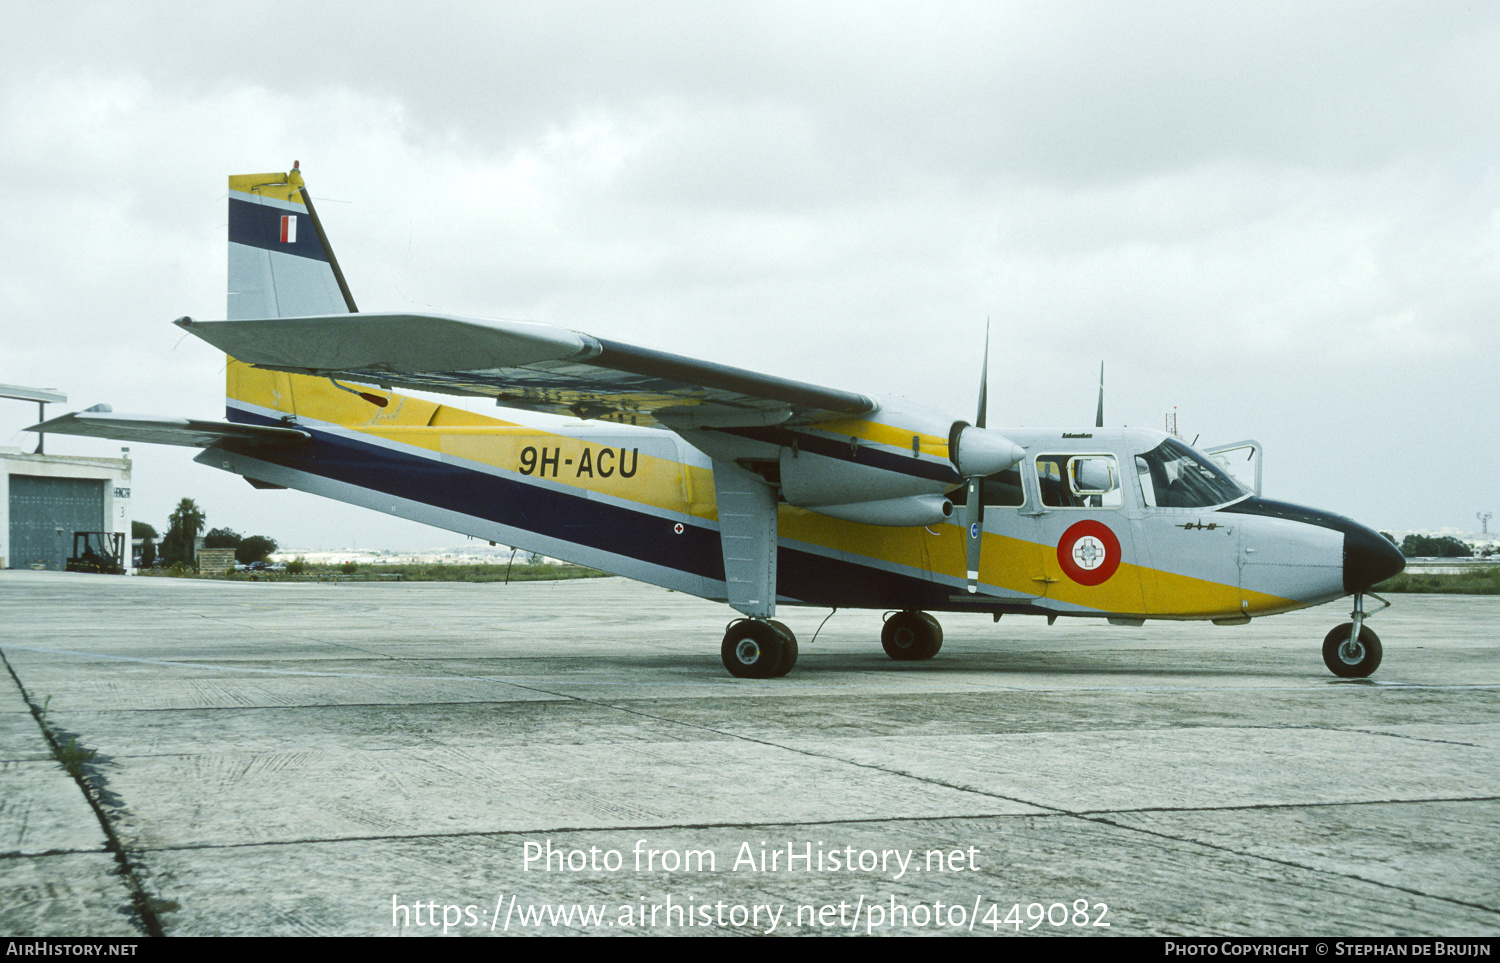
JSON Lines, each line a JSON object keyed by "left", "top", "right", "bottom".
{"left": 206, "top": 377, "right": 1401, "bottom": 627}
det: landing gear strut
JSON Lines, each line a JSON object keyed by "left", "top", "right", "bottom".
{"left": 1322, "top": 592, "right": 1385, "bottom": 678}
{"left": 721, "top": 619, "right": 798, "bottom": 678}
{"left": 881, "top": 610, "right": 943, "bottom": 661}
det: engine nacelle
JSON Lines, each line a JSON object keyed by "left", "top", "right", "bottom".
{"left": 807, "top": 494, "right": 954, "bottom": 527}
{"left": 779, "top": 448, "right": 953, "bottom": 507}
{"left": 771, "top": 400, "right": 996, "bottom": 527}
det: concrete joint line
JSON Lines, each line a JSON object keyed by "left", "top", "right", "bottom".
{"left": 0, "top": 647, "right": 168, "bottom": 938}
{"left": 1078, "top": 810, "right": 1500, "bottom": 917}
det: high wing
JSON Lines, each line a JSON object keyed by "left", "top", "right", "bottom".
{"left": 29, "top": 411, "right": 310, "bottom": 448}
{"left": 173, "top": 313, "right": 877, "bottom": 429}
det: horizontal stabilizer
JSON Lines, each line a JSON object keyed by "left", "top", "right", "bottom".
{"left": 29, "top": 411, "right": 310, "bottom": 449}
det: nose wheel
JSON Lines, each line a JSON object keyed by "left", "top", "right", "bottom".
{"left": 1321, "top": 593, "right": 1386, "bottom": 678}
{"left": 1322, "top": 623, "right": 1382, "bottom": 677}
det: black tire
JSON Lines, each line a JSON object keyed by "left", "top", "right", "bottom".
{"left": 882, "top": 610, "right": 943, "bottom": 661}
{"left": 1322, "top": 622, "right": 1383, "bottom": 678}
{"left": 767, "top": 620, "right": 799, "bottom": 677}
{"left": 722, "top": 620, "right": 790, "bottom": 679}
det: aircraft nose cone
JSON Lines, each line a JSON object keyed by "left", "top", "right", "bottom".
{"left": 1344, "top": 525, "right": 1405, "bottom": 593}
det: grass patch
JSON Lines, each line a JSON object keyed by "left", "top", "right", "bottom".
{"left": 140, "top": 561, "right": 609, "bottom": 583}
{"left": 38, "top": 696, "right": 97, "bottom": 778}
{"left": 1376, "top": 566, "right": 1500, "bottom": 594}
{"left": 55, "top": 735, "right": 98, "bottom": 778}
{"left": 298, "top": 561, "right": 610, "bottom": 583}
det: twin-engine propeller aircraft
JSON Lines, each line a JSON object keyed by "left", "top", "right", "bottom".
{"left": 35, "top": 164, "right": 1406, "bottom": 679}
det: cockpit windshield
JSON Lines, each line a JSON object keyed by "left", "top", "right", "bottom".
{"left": 1135, "top": 438, "right": 1247, "bottom": 509}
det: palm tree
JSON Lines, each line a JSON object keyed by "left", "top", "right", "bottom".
{"left": 163, "top": 498, "right": 207, "bottom": 566}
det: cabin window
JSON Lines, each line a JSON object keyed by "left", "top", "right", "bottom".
{"left": 1134, "top": 438, "right": 1246, "bottom": 509}
{"left": 948, "top": 466, "right": 1025, "bottom": 508}
{"left": 1036, "top": 454, "right": 1122, "bottom": 508}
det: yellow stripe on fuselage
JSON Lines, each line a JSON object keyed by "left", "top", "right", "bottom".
{"left": 230, "top": 363, "right": 710, "bottom": 518}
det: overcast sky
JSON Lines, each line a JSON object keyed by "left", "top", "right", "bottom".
{"left": 2, "top": 1, "right": 1496, "bottom": 550}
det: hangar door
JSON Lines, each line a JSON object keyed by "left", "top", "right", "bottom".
{"left": 8, "top": 475, "right": 105, "bottom": 570}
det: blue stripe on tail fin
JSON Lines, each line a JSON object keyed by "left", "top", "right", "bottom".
{"left": 227, "top": 164, "right": 354, "bottom": 320}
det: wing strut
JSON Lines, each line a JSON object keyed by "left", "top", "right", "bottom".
{"left": 711, "top": 460, "right": 778, "bottom": 618}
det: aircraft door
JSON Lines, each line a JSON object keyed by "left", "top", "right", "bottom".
{"left": 959, "top": 465, "right": 1043, "bottom": 601}
{"left": 1024, "top": 454, "right": 1146, "bottom": 614}
{"left": 1130, "top": 443, "right": 1244, "bottom": 620}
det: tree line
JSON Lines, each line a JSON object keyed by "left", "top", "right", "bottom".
{"left": 1384, "top": 532, "right": 1491, "bottom": 558}
{"left": 131, "top": 498, "right": 278, "bottom": 568}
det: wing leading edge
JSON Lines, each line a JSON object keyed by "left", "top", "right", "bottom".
{"left": 175, "top": 313, "right": 877, "bottom": 428}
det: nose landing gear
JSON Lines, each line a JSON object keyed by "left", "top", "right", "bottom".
{"left": 1322, "top": 592, "right": 1387, "bottom": 678}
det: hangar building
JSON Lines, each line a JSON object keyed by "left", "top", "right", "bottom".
{"left": 2, "top": 385, "right": 133, "bottom": 572}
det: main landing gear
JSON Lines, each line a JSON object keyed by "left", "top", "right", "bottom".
{"left": 721, "top": 619, "right": 798, "bottom": 678}
{"left": 720, "top": 610, "right": 950, "bottom": 677}
{"left": 881, "top": 610, "right": 943, "bottom": 661}
{"left": 1322, "top": 592, "right": 1386, "bottom": 678}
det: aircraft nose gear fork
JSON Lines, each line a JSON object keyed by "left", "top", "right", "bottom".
{"left": 1321, "top": 591, "right": 1389, "bottom": 678}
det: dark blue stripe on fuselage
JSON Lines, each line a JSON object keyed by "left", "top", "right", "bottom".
{"left": 228, "top": 197, "right": 329, "bottom": 262}
{"left": 226, "top": 409, "right": 991, "bottom": 612}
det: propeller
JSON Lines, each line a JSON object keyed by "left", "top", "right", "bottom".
{"left": 951, "top": 321, "right": 1022, "bottom": 594}
{"left": 963, "top": 324, "right": 991, "bottom": 592}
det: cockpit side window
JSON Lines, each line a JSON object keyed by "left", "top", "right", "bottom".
{"left": 949, "top": 466, "right": 1026, "bottom": 508}
{"left": 1134, "top": 438, "right": 1246, "bottom": 509}
{"left": 982, "top": 466, "right": 1025, "bottom": 507}
{"left": 1036, "top": 454, "right": 1122, "bottom": 508}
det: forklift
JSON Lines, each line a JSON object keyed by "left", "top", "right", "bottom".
{"left": 66, "top": 531, "right": 126, "bottom": 575}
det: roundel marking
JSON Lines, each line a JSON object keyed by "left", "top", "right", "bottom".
{"left": 673, "top": 522, "right": 684, "bottom": 535}
{"left": 1056, "top": 520, "right": 1122, "bottom": 586}
{"left": 968, "top": 522, "right": 980, "bottom": 539}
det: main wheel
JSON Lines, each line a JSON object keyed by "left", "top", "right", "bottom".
{"left": 1322, "top": 622, "right": 1383, "bottom": 678}
{"left": 722, "top": 620, "right": 796, "bottom": 678}
{"left": 767, "top": 620, "right": 799, "bottom": 677}
{"left": 881, "top": 610, "right": 943, "bottom": 661}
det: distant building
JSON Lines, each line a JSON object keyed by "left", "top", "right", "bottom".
{"left": 2, "top": 448, "right": 133, "bottom": 572}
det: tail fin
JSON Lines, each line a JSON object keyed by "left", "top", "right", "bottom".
{"left": 227, "top": 162, "right": 356, "bottom": 319}
{"left": 226, "top": 163, "right": 361, "bottom": 424}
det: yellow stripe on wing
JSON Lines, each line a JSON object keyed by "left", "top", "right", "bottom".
{"left": 808, "top": 418, "right": 951, "bottom": 458}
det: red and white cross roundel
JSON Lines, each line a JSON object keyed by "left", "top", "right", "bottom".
{"left": 1056, "top": 520, "right": 1122, "bottom": 586}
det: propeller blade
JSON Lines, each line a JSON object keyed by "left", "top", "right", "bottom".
{"left": 964, "top": 319, "right": 995, "bottom": 592}
{"left": 976, "top": 319, "right": 990, "bottom": 429}
{"left": 965, "top": 477, "right": 984, "bottom": 593}
{"left": 1095, "top": 361, "right": 1104, "bottom": 429}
